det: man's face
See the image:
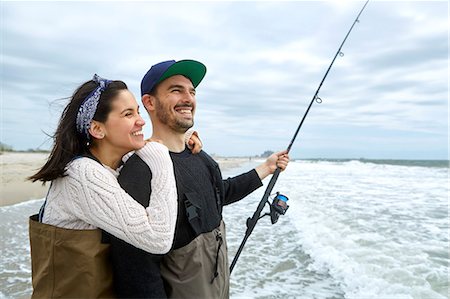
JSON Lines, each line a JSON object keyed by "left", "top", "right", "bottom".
{"left": 152, "top": 75, "right": 196, "bottom": 133}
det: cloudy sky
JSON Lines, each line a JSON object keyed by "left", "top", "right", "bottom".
{"left": 1, "top": 0, "right": 448, "bottom": 159}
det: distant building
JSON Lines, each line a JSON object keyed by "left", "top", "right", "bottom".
{"left": 260, "top": 150, "right": 274, "bottom": 158}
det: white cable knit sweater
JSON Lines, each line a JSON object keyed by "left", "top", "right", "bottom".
{"left": 42, "top": 142, "right": 177, "bottom": 254}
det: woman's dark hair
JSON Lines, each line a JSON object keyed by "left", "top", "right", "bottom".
{"left": 29, "top": 79, "right": 128, "bottom": 183}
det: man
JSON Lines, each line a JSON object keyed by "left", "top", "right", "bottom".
{"left": 110, "top": 59, "right": 289, "bottom": 298}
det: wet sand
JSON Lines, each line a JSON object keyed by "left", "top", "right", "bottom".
{"left": 0, "top": 152, "right": 250, "bottom": 207}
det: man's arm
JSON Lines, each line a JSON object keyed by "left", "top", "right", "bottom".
{"left": 222, "top": 151, "right": 290, "bottom": 206}
{"left": 222, "top": 169, "right": 263, "bottom": 206}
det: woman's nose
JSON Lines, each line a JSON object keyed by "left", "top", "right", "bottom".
{"left": 137, "top": 115, "right": 145, "bottom": 127}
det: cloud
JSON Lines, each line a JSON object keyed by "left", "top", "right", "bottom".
{"left": 0, "top": 1, "right": 447, "bottom": 159}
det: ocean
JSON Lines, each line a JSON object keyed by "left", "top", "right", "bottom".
{"left": 0, "top": 159, "right": 448, "bottom": 299}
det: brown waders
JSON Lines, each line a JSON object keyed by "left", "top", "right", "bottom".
{"left": 29, "top": 214, "right": 114, "bottom": 298}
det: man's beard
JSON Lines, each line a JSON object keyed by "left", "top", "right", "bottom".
{"left": 154, "top": 97, "right": 194, "bottom": 133}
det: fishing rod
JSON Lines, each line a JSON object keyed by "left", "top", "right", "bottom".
{"left": 230, "top": 0, "right": 370, "bottom": 274}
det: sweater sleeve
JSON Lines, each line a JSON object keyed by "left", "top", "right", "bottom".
{"left": 64, "top": 142, "right": 177, "bottom": 254}
{"left": 184, "top": 128, "right": 196, "bottom": 145}
{"left": 222, "top": 169, "right": 263, "bottom": 206}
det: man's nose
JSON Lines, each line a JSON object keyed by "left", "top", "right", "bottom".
{"left": 182, "top": 90, "right": 195, "bottom": 102}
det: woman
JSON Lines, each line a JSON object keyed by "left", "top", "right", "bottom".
{"left": 28, "top": 74, "right": 200, "bottom": 298}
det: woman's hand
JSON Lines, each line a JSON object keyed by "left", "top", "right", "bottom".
{"left": 186, "top": 131, "right": 202, "bottom": 154}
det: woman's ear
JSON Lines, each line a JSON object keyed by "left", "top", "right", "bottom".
{"left": 142, "top": 94, "right": 156, "bottom": 112}
{"left": 88, "top": 121, "right": 106, "bottom": 140}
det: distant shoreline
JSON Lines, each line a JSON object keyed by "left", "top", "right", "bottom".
{"left": 2, "top": 150, "right": 448, "bottom": 161}
{"left": 300, "top": 158, "right": 449, "bottom": 168}
{"left": 0, "top": 152, "right": 250, "bottom": 207}
{"left": 1, "top": 152, "right": 448, "bottom": 207}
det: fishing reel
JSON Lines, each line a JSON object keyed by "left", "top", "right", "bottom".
{"left": 268, "top": 192, "right": 289, "bottom": 224}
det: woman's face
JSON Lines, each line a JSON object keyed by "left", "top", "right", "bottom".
{"left": 101, "top": 89, "right": 146, "bottom": 154}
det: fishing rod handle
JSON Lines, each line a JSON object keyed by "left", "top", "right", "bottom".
{"left": 251, "top": 167, "right": 281, "bottom": 219}
{"left": 229, "top": 167, "right": 282, "bottom": 274}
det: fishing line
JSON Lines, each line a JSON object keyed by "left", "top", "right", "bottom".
{"left": 230, "top": 0, "right": 370, "bottom": 274}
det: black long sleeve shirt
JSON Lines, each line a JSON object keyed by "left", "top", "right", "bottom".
{"left": 109, "top": 149, "right": 262, "bottom": 298}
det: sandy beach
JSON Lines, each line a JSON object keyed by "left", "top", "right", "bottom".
{"left": 0, "top": 152, "right": 50, "bottom": 207}
{"left": 0, "top": 151, "right": 251, "bottom": 207}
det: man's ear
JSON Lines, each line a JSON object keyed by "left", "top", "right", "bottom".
{"left": 88, "top": 121, "right": 106, "bottom": 140}
{"left": 142, "top": 94, "right": 156, "bottom": 112}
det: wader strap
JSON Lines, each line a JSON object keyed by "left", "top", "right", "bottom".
{"left": 210, "top": 230, "right": 223, "bottom": 283}
{"left": 184, "top": 199, "right": 202, "bottom": 234}
{"left": 38, "top": 201, "right": 46, "bottom": 222}
{"left": 38, "top": 182, "right": 53, "bottom": 222}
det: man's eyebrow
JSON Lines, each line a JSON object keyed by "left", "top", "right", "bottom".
{"left": 168, "top": 84, "right": 183, "bottom": 89}
{"left": 168, "top": 84, "right": 196, "bottom": 92}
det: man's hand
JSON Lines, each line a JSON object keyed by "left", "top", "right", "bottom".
{"left": 255, "top": 150, "right": 290, "bottom": 180}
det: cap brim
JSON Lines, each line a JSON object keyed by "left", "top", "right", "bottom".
{"left": 158, "top": 60, "right": 207, "bottom": 88}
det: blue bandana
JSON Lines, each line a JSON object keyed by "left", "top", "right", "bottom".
{"left": 76, "top": 74, "right": 112, "bottom": 140}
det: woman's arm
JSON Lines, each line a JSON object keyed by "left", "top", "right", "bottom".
{"left": 64, "top": 142, "right": 177, "bottom": 254}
